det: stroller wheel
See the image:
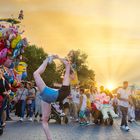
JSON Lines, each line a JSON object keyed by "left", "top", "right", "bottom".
{"left": 109, "top": 118, "right": 114, "bottom": 126}
{"left": 56, "top": 117, "right": 61, "bottom": 124}
{"left": 104, "top": 119, "right": 108, "bottom": 126}
{"left": 0, "top": 127, "right": 3, "bottom": 136}
{"left": 94, "top": 120, "right": 99, "bottom": 125}
{"left": 64, "top": 116, "right": 68, "bottom": 124}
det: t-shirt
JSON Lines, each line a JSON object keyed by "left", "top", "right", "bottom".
{"left": 27, "top": 88, "right": 36, "bottom": 104}
{"left": 71, "top": 89, "right": 80, "bottom": 104}
{"left": 117, "top": 88, "right": 131, "bottom": 108}
{"left": 80, "top": 94, "right": 87, "bottom": 111}
{"left": 16, "top": 88, "right": 28, "bottom": 101}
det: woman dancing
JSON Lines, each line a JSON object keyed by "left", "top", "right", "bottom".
{"left": 33, "top": 55, "right": 73, "bottom": 140}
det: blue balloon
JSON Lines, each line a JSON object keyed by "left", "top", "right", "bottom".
{"left": 21, "top": 72, "right": 27, "bottom": 80}
{"left": 12, "top": 40, "right": 24, "bottom": 58}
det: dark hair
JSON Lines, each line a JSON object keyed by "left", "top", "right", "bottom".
{"left": 80, "top": 88, "right": 84, "bottom": 93}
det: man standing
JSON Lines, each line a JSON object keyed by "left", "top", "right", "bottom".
{"left": 117, "top": 81, "right": 133, "bottom": 131}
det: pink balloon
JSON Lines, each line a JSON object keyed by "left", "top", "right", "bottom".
{"left": 4, "top": 57, "right": 13, "bottom": 67}
{"left": 0, "top": 48, "right": 8, "bottom": 59}
{"left": 0, "top": 48, "right": 8, "bottom": 64}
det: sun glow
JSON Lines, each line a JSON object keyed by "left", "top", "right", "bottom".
{"left": 106, "top": 82, "right": 115, "bottom": 91}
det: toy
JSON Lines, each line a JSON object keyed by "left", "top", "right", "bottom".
{"left": 100, "top": 94, "right": 118, "bottom": 120}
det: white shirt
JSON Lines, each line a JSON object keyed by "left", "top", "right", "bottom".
{"left": 80, "top": 94, "right": 87, "bottom": 111}
{"left": 71, "top": 89, "right": 80, "bottom": 104}
{"left": 117, "top": 88, "right": 131, "bottom": 108}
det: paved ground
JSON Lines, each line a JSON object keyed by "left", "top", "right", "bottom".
{"left": 1, "top": 119, "right": 140, "bottom": 140}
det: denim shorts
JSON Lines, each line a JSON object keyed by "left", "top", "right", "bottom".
{"left": 39, "top": 87, "right": 59, "bottom": 103}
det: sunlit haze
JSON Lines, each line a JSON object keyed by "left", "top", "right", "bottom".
{"left": 0, "top": 0, "right": 140, "bottom": 87}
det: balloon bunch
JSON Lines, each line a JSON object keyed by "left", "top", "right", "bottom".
{"left": 0, "top": 22, "right": 28, "bottom": 91}
{"left": 0, "top": 24, "right": 28, "bottom": 62}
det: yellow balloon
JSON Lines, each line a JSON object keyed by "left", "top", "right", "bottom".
{"left": 0, "top": 32, "right": 2, "bottom": 37}
{"left": 11, "top": 35, "right": 21, "bottom": 49}
{"left": 15, "top": 62, "right": 27, "bottom": 74}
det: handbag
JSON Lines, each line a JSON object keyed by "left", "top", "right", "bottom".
{"left": 15, "top": 89, "right": 25, "bottom": 116}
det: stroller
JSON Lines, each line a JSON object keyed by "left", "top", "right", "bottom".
{"left": 49, "top": 103, "right": 68, "bottom": 124}
{"left": 91, "top": 103, "right": 114, "bottom": 126}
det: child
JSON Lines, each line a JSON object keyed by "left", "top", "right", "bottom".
{"left": 86, "top": 93, "right": 91, "bottom": 124}
{"left": 79, "top": 89, "right": 87, "bottom": 125}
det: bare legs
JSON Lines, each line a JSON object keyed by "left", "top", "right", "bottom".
{"left": 41, "top": 101, "right": 52, "bottom": 140}
{"left": 33, "top": 58, "right": 52, "bottom": 140}
{"left": 33, "top": 58, "right": 49, "bottom": 91}
{"left": 33, "top": 56, "right": 71, "bottom": 140}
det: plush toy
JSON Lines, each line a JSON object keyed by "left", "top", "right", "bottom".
{"left": 14, "top": 61, "right": 27, "bottom": 81}
{"left": 92, "top": 97, "right": 103, "bottom": 111}
{"left": 100, "top": 95, "right": 118, "bottom": 120}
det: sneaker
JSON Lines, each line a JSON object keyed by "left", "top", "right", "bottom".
{"left": 125, "top": 126, "right": 130, "bottom": 131}
{"left": 120, "top": 125, "right": 126, "bottom": 130}
{"left": 19, "top": 118, "right": 23, "bottom": 122}
{"left": 28, "top": 118, "right": 33, "bottom": 122}
{"left": 131, "top": 119, "right": 135, "bottom": 122}
{"left": 76, "top": 119, "right": 79, "bottom": 122}
{"left": 1, "top": 123, "right": 6, "bottom": 127}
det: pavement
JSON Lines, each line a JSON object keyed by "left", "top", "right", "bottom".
{"left": 1, "top": 118, "right": 140, "bottom": 140}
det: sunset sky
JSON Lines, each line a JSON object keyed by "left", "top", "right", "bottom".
{"left": 0, "top": 0, "right": 140, "bottom": 88}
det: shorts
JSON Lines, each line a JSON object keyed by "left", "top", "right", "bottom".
{"left": 79, "top": 110, "right": 86, "bottom": 118}
{"left": 85, "top": 109, "right": 90, "bottom": 117}
{"left": 39, "top": 87, "right": 59, "bottom": 103}
{"left": 63, "top": 102, "right": 69, "bottom": 109}
{"left": 56, "top": 86, "right": 70, "bottom": 102}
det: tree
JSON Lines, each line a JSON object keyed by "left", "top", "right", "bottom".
{"left": 59, "top": 50, "right": 95, "bottom": 88}
{"left": 23, "top": 45, "right": 61, "bottom": 86}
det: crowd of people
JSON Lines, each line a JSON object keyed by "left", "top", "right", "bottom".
{"left": 0, "top": 56, "right": 139, "bottom": 139}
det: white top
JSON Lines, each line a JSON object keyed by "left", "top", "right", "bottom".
{"left": 71, "top": 89, "right": 80, "bottom": 104}
{"left": 117, "top": 88, "right": 131, "bottom": 108}
{"left": 16, "top": 88, "right": 28, "bottom": 101}
{"left": 80, "top": 94, "right": 87, "bottom": 111}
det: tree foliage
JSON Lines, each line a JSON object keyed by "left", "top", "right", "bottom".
{"left": 23, "top": 45, "right": 60, "bottom": 86}
{"left": 23, "top": 46, "right": 95, "bottom": 88}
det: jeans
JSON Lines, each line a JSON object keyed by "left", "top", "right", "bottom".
{"left": 0, "top": 97, "right": 7, "bottom": 125}
{"left": 120, "top": 106, "right": 128, "bottom": 126}
{"left": 21, "top": 100, "right": 26, "bottom": 118}
{"left": 28, "top": 103, "right": 34, "bottom": 118}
